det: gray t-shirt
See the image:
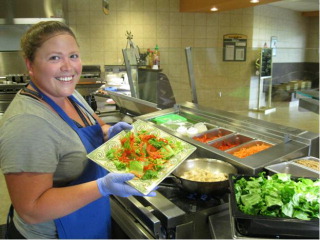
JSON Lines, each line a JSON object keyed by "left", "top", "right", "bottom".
{"left": 0, "top": 90, "right": 96, "bottom": 239}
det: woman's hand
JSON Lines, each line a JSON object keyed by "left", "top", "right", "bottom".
{"left": 100, "top": 122, "right": 132, "bottom": 142}
{"left": 96, "top": 173, "right": 157, "bottom": 197}
{"left": 107, "top": 122, "right": 132, "bottom": 139}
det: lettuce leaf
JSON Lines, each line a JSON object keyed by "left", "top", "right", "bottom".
{"left": 129, "top": 161, "right": 144, "bottom": 176}
{"left": 234, "top": 172, "right": 320, "bottom": 220}
{"left": 141, "top": 170, "right": 158, "bottom": 180}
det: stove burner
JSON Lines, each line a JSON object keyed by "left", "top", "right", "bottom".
{"left": 187, "top": 192, "right": 212, "bottom": 201}
{"left": 158, "top": 179, "right": 228, "bottom": 213}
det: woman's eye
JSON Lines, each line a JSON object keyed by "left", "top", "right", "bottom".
{"left": 70, "top": 54, "right": 79, "bottom": 59}
{"left": 49, "top": 56, "right": 60, "bottom": 61}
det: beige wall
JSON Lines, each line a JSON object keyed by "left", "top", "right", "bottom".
{"left": 253, "top": 5, "right": 319, "bottom": 63}
{"left": 67, "top": 0, "right": 318, "bottom": 110}
{"left": 306, "top": 17, "right": 319, "bottom": 62}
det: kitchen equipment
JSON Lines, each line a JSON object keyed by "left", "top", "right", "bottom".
{"left": 193, "top": 127, "right": 234, "bottom": 143}
{"left": 76, "top": 65, "right": 104, "bottom": 100}
{"left": 110, "top": 179, "right": 230, "bottom": 239}
{"left": 0, "top": 83, "right": 25, "bottom": 113}
{"left": 81, "top": 65, "right": 102, "bottom": 79}
{"left": 135, "top": 102, "right": 319, "bottom": 174}
{"left": 105, "top": 90, "right": 160, "bottom": 116}
{"left": 5, "top": 74, "right": 29, "bottom": 83}
{"left": 225, "top": 140, "right": 274, "bottom": 158}
{"left": 171, "top": 158, "right": 238, "bottom": 194}
{"left": 293, "top": 156, "right": 319, "bottom": 171}
{"left": 265, "top": 156, "right": 319, "bottom": 178}
{"left": 210, "top": 133, "right": 253, "bottom": 151}
{"left": 91, "top": 93, "right": 318, "bottom": 239}
{"left": 0, "top": 0, "right": 66, "bottom": 25}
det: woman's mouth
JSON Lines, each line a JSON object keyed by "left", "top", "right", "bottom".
{"left": 56, "top": 76, "right": 74, "bottom": 82}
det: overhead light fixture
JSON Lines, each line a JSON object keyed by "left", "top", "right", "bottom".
{"left": 13, "top": 18, "right": 65, "bottom": 24}
{"left": 210, "top": 7, "right": 218, "bottom": 11}
{"left": 250, "top": 0, "right": 259, "bottom": 3}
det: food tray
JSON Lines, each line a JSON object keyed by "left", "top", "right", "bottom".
{"left": 209, "top": 134, "right": 253, "bottom": 151}
{"left": 193, "top": 128, "right": 234, "bottom": 143}
{"left": 292, "top": 156, "right": 319, "bottom": 173}
{"left": 229, "top": 174, "right": 320, "bottom": 239}
{"left": 87, "top": 119, "right": 197, "bottom": 195}
{"left": 152, "top": 114, "right": 187, "bottom": 124}
{"left": 265, "top": 161, "right": 319, "bottom": 178}
{"left": 226, "top": 140, "right": 273, "bottom": 159}
{"left": 160, "top": 121, "right": 193, "bottom": 131}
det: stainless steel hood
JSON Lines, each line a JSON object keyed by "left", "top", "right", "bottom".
{"left": 0, "top": 0, "right": 67, "bottom": 25}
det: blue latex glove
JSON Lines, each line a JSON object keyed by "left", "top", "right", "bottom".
{"left": 108, "top": 122, "right": 132, "bottom": 139}
{"left": 97, "top": 173, "right": 157, "bottom": 197}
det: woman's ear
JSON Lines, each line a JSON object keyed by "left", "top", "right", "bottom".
{"left": 25, "top": 59, "right": 34, "bottom": 77}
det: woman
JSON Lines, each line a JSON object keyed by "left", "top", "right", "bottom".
{"left": 0, "top": 21, "right": 156, "bottom": 239}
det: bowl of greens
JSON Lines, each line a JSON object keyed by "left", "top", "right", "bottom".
{"left": 229, "top": 172, "right": 320, "bottom": 238}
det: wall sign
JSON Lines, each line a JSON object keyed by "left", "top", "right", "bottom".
{"left": 270, "top": 36, "right": 277, "bottom": 56}
{"left": 223, "top": 34, "right": 247, "bottom": 61}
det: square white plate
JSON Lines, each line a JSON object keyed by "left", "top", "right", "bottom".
{"left": 87, "top": 119, "right": 197, "bottom": 194}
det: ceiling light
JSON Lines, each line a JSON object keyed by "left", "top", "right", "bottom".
{"left": 250, "top": 0, "right": 259, "bottom": 3}
{"left": 210, "top": 7, "right": 218, "bottom": 11}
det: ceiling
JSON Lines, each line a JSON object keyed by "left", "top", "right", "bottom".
{"left": 180, "top": 0, "right": 319, "bottom": 16}
{"left": 268, "top": 0, "right": 319, "bottom": 12}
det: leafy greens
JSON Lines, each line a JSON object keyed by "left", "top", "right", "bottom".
{"left": 106, "top": 130, "right": 183, "bottom": 180}
{"left": 234, "top": 172, "right": 320, "bottom": 220}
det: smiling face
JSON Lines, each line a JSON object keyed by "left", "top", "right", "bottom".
{"left": 26, "top": 33, "right": 82, "bottom": 102}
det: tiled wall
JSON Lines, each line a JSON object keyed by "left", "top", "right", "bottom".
{"left": 67, "top": 0, "right": 318, "bottom": 111}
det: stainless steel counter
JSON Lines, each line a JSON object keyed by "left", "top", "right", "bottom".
{"left": 135, "top": 102, "right": 319, "bottom": 174}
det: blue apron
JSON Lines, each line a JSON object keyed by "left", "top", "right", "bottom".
{"left": 29, "top": 82, "right": 111, "bottom": 239}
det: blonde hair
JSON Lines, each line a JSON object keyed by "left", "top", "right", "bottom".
{"left": 21, "top": 21, "right": 78, "bottom": 62}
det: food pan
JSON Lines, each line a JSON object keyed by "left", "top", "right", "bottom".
{"left": 209, "top": 134, "right": 253, "bottom": 151}
{"left": 192, "top": 128, "right": 233, "bottom": 143}
{"left": 160, "top": 121, "right": 193, "bottom": 131}
{"left": 229, "top": 174, "right": 320, "bottom": 238}
{"left": 171, "top": 158, "right": 238, "bottom": 194}
{"left": 292, "top": 156, "right": 319, "bottom": 173}
{"left": 226, "top": 140, "right": 273, "bottom": 159}
{"left": 152, "top": 113, "right": 188, "bottom": 124}
{"left": 265, "top": 161, "right": 319, "bottom": 178}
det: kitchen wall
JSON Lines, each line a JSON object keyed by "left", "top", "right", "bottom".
{"left": 66, "top": 0, "right": 318, "bottom": 111}
{"left": 0, "top": 0, "right": 316, "bottom": 110}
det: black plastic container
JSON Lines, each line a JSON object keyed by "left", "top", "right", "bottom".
{"left": 229, "top": 174, "right": 320, "bottom": 239}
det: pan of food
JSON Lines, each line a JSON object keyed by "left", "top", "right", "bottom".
{"left": 171, "top": 158, "right": 238, "bottom": 194}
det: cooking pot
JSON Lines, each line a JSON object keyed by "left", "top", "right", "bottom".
{"left": 171, "top": 158, "right": 238, "bottom": 194}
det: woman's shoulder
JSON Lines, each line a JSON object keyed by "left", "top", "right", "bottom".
{"left": 1, "top": 94, "right": 62, "bottom": 130}
{"left": 4, "top": 93, "right": 44, "bottom": 114}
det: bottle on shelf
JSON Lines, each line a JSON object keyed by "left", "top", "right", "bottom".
{"left": 153, "top": 44, "right": 160, "bottom": 69}
{"left": 147, "top": 48, "right": 154, "bottom": 68}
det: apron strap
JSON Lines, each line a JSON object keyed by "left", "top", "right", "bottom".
{"left": 28, "top": 82, "right": 98, "bottom": 126}
{"left": 5, "top": 205, "right": 14, "bottom": 239}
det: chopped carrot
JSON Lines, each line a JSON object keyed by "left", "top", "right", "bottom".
{"left": 193, "top": 133, "right": 223, "bottom": 143}
{"left": 214, "top": 141, "right": 239, "bottom": 151}
{"left": 232, "top": 143, "right": 271, "bottom": 158}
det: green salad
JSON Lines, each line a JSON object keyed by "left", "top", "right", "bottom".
{"left": 106, "top": 130, "right": 183, "bottom": 180}
{"left": 234, "top": 172, "right": 320, "bottom": 220}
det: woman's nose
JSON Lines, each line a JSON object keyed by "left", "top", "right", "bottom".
{"left": 61, "top": 59, "right": 72, "bottom": 71}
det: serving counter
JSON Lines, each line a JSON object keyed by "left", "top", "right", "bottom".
{"left": 135, "top": 102, "right": 319, "bottom": 174}
{"left": 102, "top": 94, "right": 319, "bottom": 238}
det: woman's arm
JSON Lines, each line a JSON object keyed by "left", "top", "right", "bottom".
{"left": 5, "top": 172, "right": 101, "bottom": 224}
{"left": 93, "top": 112, "right": 111, "bottom": 141}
